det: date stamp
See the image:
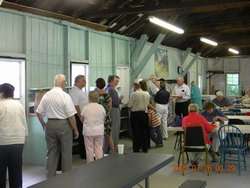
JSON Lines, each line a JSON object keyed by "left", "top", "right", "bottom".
{"left": 173, "top": 164, "right": 236, "bottom": 174}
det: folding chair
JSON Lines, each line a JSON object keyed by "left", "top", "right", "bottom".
{"left": 180, "top": 125, "right": 209, "bottom": 175}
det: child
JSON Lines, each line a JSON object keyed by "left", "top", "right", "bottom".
{"left": 81, "top": 91, "right": 106, "bottom": 163}
{"left": 148, "top": 105, "right": 163, "bottom": 147}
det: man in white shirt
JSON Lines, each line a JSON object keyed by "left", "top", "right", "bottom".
{"left": 36, "top": 74, "right": 79, "bottom": 178}
{"left": 173, "top": 77, "right": 191, "bottom": 117}
{"left": 69, "top": 75, "right": 88, "bottom": 159}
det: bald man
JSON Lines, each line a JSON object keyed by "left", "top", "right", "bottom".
{"left": 36, "top": 74, "right": 79, "bottom": 178}
{"left": 173, "top": 77, "right": 191, "bottom": 117}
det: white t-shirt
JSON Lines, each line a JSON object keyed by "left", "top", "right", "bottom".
{"left": 36, "top": 87, "right": 76, "bottom": 119}
{"left": 173, "top": 84, "right": 191, "bottom": 103}
{"left": 81, "top": 103, "right": 106, "bottom": 136}
{"left": 69, "top": 86, "right": 88, "bottom": 112}
{"left": 128, "top": 89, "right": 150, "bottom": 112}
{"left": 0, "top": 99, "right": 28, "bottom": 145}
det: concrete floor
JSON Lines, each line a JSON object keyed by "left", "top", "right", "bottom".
{"left": 20, "top": 132, "right": 250, "bottom": 188}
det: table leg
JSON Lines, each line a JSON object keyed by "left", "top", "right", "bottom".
{"left": 145, "top": 177, "right": 149, "bottom": 188}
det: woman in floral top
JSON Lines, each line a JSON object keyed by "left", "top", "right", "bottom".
{"left": 95, "top": 78, "right": 114, "bottom": 153}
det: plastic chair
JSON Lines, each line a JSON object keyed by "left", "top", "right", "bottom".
{"left": 218, "top": 125, "right": 247, "bottom": 175}
{"left": 180, "top": 125, "right": 209, "bottom": 175}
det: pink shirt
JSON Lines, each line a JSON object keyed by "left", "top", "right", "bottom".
{"left": 81, "top": 103, "right": 106, "bottom": 136}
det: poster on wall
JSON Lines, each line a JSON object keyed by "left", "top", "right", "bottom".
{"left": 154, "top": 49, "right": 168, "bottom": 79}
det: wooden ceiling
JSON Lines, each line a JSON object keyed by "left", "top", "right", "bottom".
{"left": 3, "top": 0, "right": 250, "bottom": 57}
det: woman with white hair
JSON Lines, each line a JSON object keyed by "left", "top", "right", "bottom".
{"left": 81, "top": 91, "right": 106, "bottom": 163}
{"left": 182, "top": 103, "right": 217, "bottom": 166}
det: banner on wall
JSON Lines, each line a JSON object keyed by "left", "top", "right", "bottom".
{"left": 154, "top": 49, "right": 169, "bottom": 79}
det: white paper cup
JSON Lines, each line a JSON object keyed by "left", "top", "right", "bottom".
{"left": 118, "top": 144, "right": 124, "bottom": 155}
{"left": 224, "top": 120, "right": 229, "bottom": 125}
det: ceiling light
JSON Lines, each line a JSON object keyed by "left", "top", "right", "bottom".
{"left": 148, "top": 16, "right": 184, "bottom": 34}
{"left": 118, "top": 25, "right": 128, "bottom": 32}
{"left": 109, "top": 22, "right": 117, "bottom": 28}
{"left": 138, "top": 13, "right": 144, "bottom": 17}
{"left": 0, "top": 0, "right": 3, "bottom": 6}
{"left": 228, "top": 48, "right": 239, "bottom": 55}
{"left": 200, "top": 37, "right": 218, "bottom": 46}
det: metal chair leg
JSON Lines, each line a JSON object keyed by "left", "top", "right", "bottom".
{"left": 237, "top": 152, "right": 241, "bottom": 175}
{"left": 205, "top": 148, "right": 209, "bottom": 176}
{"left": 182, "top": 148, "right": 185, "bottom": 176}
{"left": 243, "top": 151, "right": 247, "bottom": 171}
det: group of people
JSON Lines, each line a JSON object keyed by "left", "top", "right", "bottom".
{"left": 1, "top": 71, "right": 250, "bottom": 187}
{"left": 0, "top": 74, "right": 123, "bottom": 187}
{"left": 36, "top": 74, "right": 124, "bottom": 178}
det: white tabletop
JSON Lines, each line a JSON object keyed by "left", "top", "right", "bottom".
{"left": 168, "top": 125, "right": 250, "bottom": 134}
{"left": 240, "top": 109, "right": 250, "bottom": 113}
{"left": 234, "top": 125, "right": 250, "bottom": 134}
{"left": 227, "top": 115, "right": 250, "bottom": 121}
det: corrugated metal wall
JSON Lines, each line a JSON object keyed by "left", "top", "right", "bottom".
{"left": 0, "top": 7, "right": 206, "bottom": 165}
{"left": 0, "top": 11, "right": 24, "bottom": 54}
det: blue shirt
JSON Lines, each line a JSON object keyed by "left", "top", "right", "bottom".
{"left": 201, "top": 109, "right": 225, "bottom": 122}
{"left": 212, "top": 97, "right": 232, "bottom": 107}
{"left": 105, "top": 85, "right": 120, "bottom": 108}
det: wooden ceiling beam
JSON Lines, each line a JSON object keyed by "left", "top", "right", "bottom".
{"left": 186, "top": 24, "right": 250, "bottom": 37}
{"left": 2, "top": 1, "right": 107, "bottom": 31}
{"left": 81, "top": 0, "right": 250, "bottom": 18}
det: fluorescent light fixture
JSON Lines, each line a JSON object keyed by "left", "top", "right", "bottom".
{"left": 200, "top": 37, "right": 218, "bottom": 46}
{"left": 148, "top": 16, "right": 184, "bottom": 34}
{"left": 228, "top": 48, "right": 239, "bottom": 55}
{"left": 0, "top": 0, "right": 3, "bottom": 6}
{"left": 109, "top": 22, "right": 117, "bottom": 28}
{"left": 118, "top": 25, "right": 128, "bottom": 32}
{"left": 138, "top": 13, "right": 144, "bottom": 17}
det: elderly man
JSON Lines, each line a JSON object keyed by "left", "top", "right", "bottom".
{"left": 36, "top": 74, "right": 79, "bottom": 178}
{"left": 212, "top": 90, "right": 233, "bottom": 108}
{"left": 69, "top": 75, "right": 88, "bottom": 159}
{"left": 173, "top": 77, "right": 191, "bottom": 117}
{"left": 106, "top": 75, "right": 121, "bottom": 150}
{"left": 182, "top": 104, "right": 218, "bottom": 166}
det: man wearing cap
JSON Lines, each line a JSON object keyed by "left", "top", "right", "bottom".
{"left": 212, "top": 90, "right": 233, "bottom": 108}
{"left": 173, "top": 77, "right": 191, "bottom": 117}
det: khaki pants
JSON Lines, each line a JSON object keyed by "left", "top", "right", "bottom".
{"left": 46, "top": 119, "right": 73, "bottom": 178}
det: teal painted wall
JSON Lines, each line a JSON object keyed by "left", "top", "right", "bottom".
{"left": 0, "top": 7, "right": 205, "bottom": 165}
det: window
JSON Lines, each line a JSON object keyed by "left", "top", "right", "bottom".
{"left": 70, "top": 62, "right": 89, "bottom": 92}
{"left": 226, "top": 73, "right": 239, "bottom": 96}
{"left": 198, "top": 75, "right": 202, "bottom": 91}
{"left": 0, "top": 58, "right": 25, "bottom": 99}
